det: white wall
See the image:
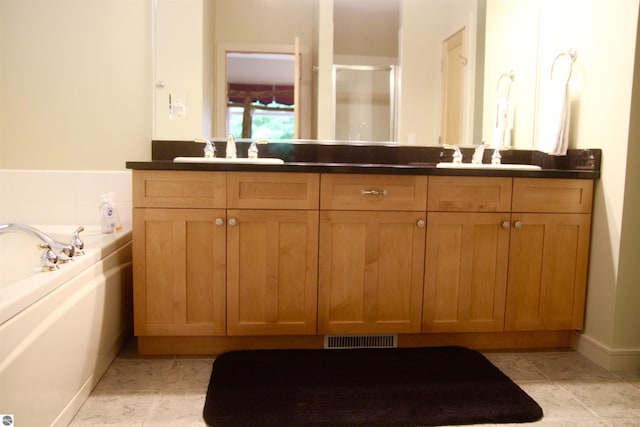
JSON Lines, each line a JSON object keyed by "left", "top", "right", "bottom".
{"left": 0, "top": 0, "right": 152, "bottom": 170}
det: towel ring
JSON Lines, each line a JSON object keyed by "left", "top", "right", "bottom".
{"left": 496, "top": 70, "right": 515, "bottom": 97}
{"left": 551, "top": 49, "right": 577, "bottom": 82}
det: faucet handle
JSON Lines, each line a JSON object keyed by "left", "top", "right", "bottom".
{"left": 452, "top": 146, "right": 463, "bottom": 163}
{"left": 491, "top": 149, "right": 502, "bottom": 165}
{"left": 204, "top": 140, "right": 215, "bottom": 158}
{"left": 471, "top": 141, "right": 488, "bottom": 165}
{"left": 226, "top": 134, "right": 237, "bottom": 159}
{"left": 39, "top": 244, "right": 60, "bottom": 271}
{"left": 442, "top": 145, "right": 463, "bottom": 163}
{"left": 70, "top": 226, "right": 85, "bottom": 256}
{"left": 248, "top": 141, "right": 259, "bottom": 159}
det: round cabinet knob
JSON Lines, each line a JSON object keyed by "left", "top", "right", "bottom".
{"left": 416, "top": 219, "right": 426, "bottom": 228}
{"left": 215, "top": 217, "right": 224, "bottom": 226}
{"left": 514, "top": 221, "right": 523, "bottom": 230}
{"left": 502, "top": 221, "right": 510, "bottom": 229}
{"left": 228, "top": 218, "right": 238, "bottom": 226}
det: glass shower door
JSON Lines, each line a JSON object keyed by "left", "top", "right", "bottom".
{"left": 333, "top": 65, "right": 396, "bottom": 141}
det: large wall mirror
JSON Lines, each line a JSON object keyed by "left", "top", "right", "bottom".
{"left": 166, "top": 0, "right": 542, "bottom": 148}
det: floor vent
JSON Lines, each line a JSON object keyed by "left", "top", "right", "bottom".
{"left": 324, "top": 334, "right": 398, "bottom": 349}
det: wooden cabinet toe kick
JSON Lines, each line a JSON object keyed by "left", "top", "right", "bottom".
{"left": 136, "top": 331, "right": 574, "bottom": 355}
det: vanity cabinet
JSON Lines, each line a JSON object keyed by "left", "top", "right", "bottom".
{"left": 423, "top": 176, "right": 593, "bottom": 333}
{"left": 225, "top": 172, "right": 320, "bottom": 335}
{"left": 130, "top": 167, "right": 595, "bottom": 354}
{"left": 132, "top": 171, "right": 227, "bottom": 336}
{"left": 505, "top": 178, "right": 593, "bottom": 331}
{"left": 318, "top": 174, "right": 427, "bottom": 334}
{"left": 423, "top": 177, "right": 512, "bottom": 332}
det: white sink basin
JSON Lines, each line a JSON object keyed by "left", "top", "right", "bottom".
{"left": 174, "top": 157, "right": 285, "bottom": 165}
{"left": 436, "top": 162, "right": 542, "bottom": 171}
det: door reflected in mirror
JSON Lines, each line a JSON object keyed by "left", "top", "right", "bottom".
{"left": 225, "top": 52, "right": 298, "bottom": 140}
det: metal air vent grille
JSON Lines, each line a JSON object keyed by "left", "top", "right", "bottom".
{"left": 323, "top": 334, "right": 398, "bottom": 349}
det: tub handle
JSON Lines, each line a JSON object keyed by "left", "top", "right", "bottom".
{"left": 70, "top": 226, "right": 85, "bottom": 256}
{"left": 39, "top": 243, "right": 60, "bottom": 271}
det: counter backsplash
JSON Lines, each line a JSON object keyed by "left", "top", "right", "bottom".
{"left": 151, "top": 140, "right": 601, "bottom": 173}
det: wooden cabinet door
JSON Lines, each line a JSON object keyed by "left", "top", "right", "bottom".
{"left": 505, "top": 213, "right": 591, "bottom": 331}
{"left": 318, "top": 211, "right": 426, "bottom": 334}
{"left": 133, "top": 208, "right": 226, "bottom": 336}
{"left": 226, "top": 209, "right": 319, "bottom": 335}
{"left": 423, "top": 212, "right": 511, "bottom": 332}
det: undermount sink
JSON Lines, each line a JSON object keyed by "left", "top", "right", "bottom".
{"left": 436, "top": 162, "right": 542, "bottom": 171}
{"left": 174, "top": 157, "right": 285, "bottom": 165}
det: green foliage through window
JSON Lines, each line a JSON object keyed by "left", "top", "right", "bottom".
{"left": 228, "top": 104, "right": 294, "bottom": 140}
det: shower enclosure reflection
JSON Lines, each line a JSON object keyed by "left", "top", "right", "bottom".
{"left": 333, "top": 65, "right": 397, "bottom": 141}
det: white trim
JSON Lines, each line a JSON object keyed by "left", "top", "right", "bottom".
{"left": 572, "top": 332, "right": 640, "bottom": 372}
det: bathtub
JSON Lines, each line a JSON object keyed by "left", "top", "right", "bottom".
{"left": 0, "top": 225, "right": 133, "bottom": 427}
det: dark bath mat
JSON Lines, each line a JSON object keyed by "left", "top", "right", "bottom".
{"left": 203, "top": 346, "right": 543, "bottom": 426}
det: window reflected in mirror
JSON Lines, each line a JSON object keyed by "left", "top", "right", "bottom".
{"left": 226, "top": 52, "right": 296, "bottom": 140}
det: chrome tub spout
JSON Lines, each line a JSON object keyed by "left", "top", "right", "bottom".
{"left": 0, "top": 223, "right": 79, "bottom": 259}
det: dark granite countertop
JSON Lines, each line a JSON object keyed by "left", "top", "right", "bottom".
{"left": 125, "top": 140, "right": 601, "bottom": 179}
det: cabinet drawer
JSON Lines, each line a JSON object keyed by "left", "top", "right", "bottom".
{"left": 512, "top": 178, "right": 593, "bottom": 213}
{"left": 133, "top": 170, "right": 226, "bottom": 208}
{"left": 227, "top": 172, "right": 320, "bottom": 209}
{"left": 428, "top": 176, "right": 512, "bottom": 212}
{"left": 320, "top": 174, "right": 427, "bottom": 211}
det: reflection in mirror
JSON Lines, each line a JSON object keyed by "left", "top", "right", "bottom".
{"left": 207, "top": 0, "right": 543, "bottom": 149}
{"left": 333, "top": 65, "right": 397, "bottom": 141}
{"left": 332, "top": 0, "right": 399, "bottom": 141}
{"left": 440, "top": 27, "right": 468, "bottom": 146}
{"left": 396, "top": 0, "right": 484, "bottom": 147}
{"left": 225, "top": 52, "right": 296, "bottom": 140}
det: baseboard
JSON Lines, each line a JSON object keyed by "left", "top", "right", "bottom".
{"left": 571, "top": 332, "right": 640, "bottom": 371}
{"left": 137, "top": 331, "right": 573, "bottom": 355}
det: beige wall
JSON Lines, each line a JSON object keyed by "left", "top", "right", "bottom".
{"left": 539, "top": 0, "right": 640, "bottom": 368}
{"left": 482, "top": 0, "right": 540, "bottom": 148}
{"left": 616, "top": 13, "right": 640, "bottom": 349}
{"left": 0, "top": 0, "right": 151, "bottom": 170}
{"left": 398, "top": 0, "right": 479, "bottom": 146}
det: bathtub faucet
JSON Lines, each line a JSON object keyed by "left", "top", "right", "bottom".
{"left": 0, "top": 223, "right": 83, "bottom": 260}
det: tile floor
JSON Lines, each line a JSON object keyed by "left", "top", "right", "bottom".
{"left": 69, "top": 339, "right": 640, "bottom": 426}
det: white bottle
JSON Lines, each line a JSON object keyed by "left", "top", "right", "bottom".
{"left": 100, "top": 192, "right": 122, "bottom": 234}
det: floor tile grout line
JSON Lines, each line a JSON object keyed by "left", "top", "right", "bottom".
{"left": 552, "top": 379, "right": 610, "bottom": 422}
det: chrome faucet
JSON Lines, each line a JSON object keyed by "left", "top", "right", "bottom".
{"left": 204, "top": 139, "right": 216, "bottom": 158}
{"left": 39, "top": 243, "right": 59, "bottom": 271}
{"left": 226, "top": 134, "right": 237, "bottom": 159}
{"left": 472, "top": 141, "right": 489, "bottom": 164}
{"left": 443, "top": 145, "right": 463, "bottom": 163}
{"left": 0, "top": 223, "right": 83, "bottom": 260}
{"left": 491, "top": 149, "right": 502, "bottom": 165}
